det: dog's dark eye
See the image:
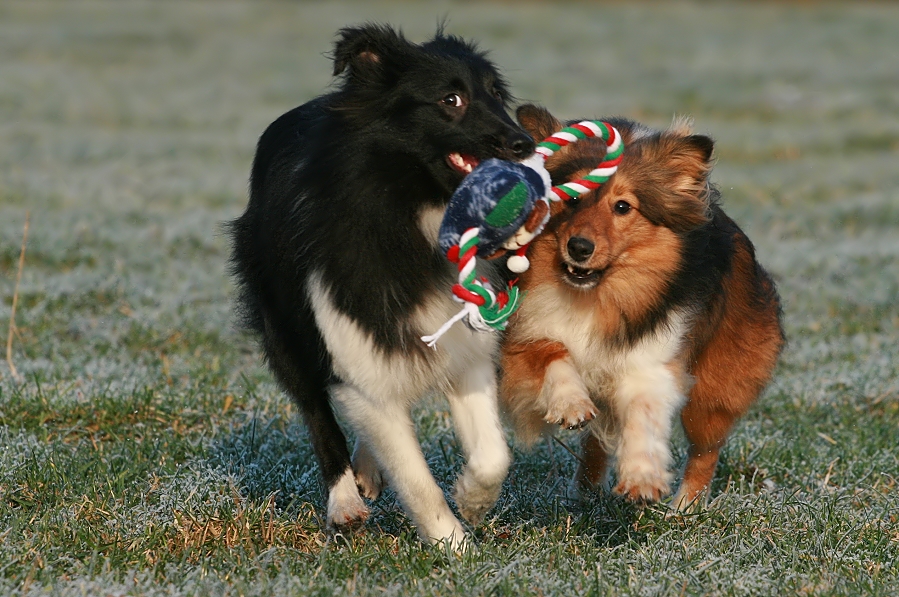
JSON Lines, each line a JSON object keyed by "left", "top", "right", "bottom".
{"left": 492, "top": 87, "right": 503, "bottom": 101}
{"left": 441, "top": 93, "right": 465, "bottom": 108}
{"left": 613, "top": 200, "right": 632, "bottom": 215}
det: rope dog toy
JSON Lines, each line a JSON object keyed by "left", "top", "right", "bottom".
{"left": 422, "top": 121, "right": 624, "bottom": 347}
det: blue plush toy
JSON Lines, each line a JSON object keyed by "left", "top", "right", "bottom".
{"left": 438, "top": 154, "right": 553, "bottom": 274}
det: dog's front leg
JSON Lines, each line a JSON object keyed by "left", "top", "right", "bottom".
{"left": 541, "top": 357, "right": 597, "bottom": 430}
{"left": 330, "top": 384, "right": 467, "bottom": 549}
{"left": 500, "top": 339, "right": 595, "bottom": 443}
{"left": 611, "top": 365, "right": 685, "bottom": 502}
{"left": 447, "top": 362, "right": 511, "bottom": 526}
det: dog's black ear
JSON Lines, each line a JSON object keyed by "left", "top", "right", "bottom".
{"left": 332, "top": 24, "right": 405, "bottom": 77}
{"left": 516, "top": 104, "right": 562, "bottom": 142}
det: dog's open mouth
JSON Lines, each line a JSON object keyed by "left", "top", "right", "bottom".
{"left": 562, "top": 261, "right": 605, "bottom": 288}
{"left": 446, "top": 152, "right": 479, "bottom": 175}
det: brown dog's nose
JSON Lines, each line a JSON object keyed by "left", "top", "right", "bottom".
{"left": 567, "top": 236, "right": 595, "bottom": 262}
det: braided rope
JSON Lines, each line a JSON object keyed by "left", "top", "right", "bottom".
{"left": 422, "top": 226, "right": 520, "bottom": 347}
{"left": 536, "top": 120, "right": 624, "bottom": 202}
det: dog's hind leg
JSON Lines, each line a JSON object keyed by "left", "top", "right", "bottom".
{"left": 675, "top": 243, "right": 783, "bottom": 510}
{"left": 675, "top": 398, "right": 734, "bottom": 511}
{"left": 447, "top": 362, "right": 511, "bottom": 526}
{"left": 331, "top": 384, "right": 467, "bottom": 549}
{"left": 573, "top": 431, "right": 611, "bottom": 497}
{"left": 675, "top": 333, "right": 779, "bottom": 510}
{"left": 351, "top": 438, "right": 386, "bottom": 500}
{"left": 675, "top": 354, "right": 771, "bottom": 510}
{"left": 263, "top": 329, "right": 368, "bottom": 527}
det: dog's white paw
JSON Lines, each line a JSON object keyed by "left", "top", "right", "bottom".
{"left": 613, "top": 466, "right": 672, "bottom": 504}
{"left": 419, "top": 514, "right": 470, "bottom": 553}
{"left": 544, "top": 393, "right": 597, "bottom": 430}
{"left": 542, "top": 360, "right": 595, "bottom": 430}
{"left": 453, "top": 472, "right": 502, "bottom": 526}
{"left": 327, "top": 468, "right": 370, "bottom": 527}
{"left": 437, "top": 521, "right": 471, "bottom": 554}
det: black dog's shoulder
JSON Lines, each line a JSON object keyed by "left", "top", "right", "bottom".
{"left": 249, "top": 95, "right": 332, "bottom": 201}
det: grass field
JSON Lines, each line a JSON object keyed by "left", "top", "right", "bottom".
{"left": 1, "top": 1, "right": 898, "bottom": 595}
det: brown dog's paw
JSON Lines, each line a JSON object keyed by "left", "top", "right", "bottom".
{"left": 540, "top": 358, "right": 594, "bottom": 430}
{"left": 613, "top": 474, "right": 671, "bottom": 504}
{"left": 544, "top": 395, "right": 597, "bottom": 430}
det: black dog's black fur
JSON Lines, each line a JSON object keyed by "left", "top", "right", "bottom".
{"left": 228, "top": 25, "right": 533, "bottom": 507}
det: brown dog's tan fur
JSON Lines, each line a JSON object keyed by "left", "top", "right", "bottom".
{"left": 501, "top": 106, "right": 784, "bottom": 506}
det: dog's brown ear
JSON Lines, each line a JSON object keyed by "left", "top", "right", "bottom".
{"left": 660, "top": 133, "right": 714, "bottom": 189}
{"left": 332, "top": 24, "right": 405, "bottom": 77}
{"left": 675, "top": 134, "right": 715, "bottom": 193}
{"left": 662, "top": 134, "right": 716, "bottom": 231}
{"left": 516, "top": 104, "right": 562, "bottom": 142}
{"left": 684, "top": 134, "right": 714, "bottom": 165}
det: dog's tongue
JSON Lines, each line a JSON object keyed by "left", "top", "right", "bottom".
{"left": 448, "top": 152, "right": 480, "bottom": 174}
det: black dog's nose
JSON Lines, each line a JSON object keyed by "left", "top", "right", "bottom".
{"left": 567, "top": 236, "right": 595, "bottom": 262}
{"left": 507, "top": 132, "right": 535, "bottom": 159}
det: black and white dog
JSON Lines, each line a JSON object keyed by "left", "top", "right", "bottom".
{"left": 229, "top": 24, "right": 534, "bottom": 547}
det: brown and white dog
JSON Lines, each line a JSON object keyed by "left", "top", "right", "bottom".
{"left": 500, "top": 105, "right": 784, "bottom": 508}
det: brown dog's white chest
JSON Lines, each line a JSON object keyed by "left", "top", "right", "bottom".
{"left": 512, "top": 283, "right": 691, "bottom": 401}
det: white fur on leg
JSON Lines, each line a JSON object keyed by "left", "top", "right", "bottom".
{"left": 327, "top": 466, "right": 369, "bottom": 527}
{"left": 612, "top": 364, "right": 684, "bottom": 501}
{"left": 447, "top": 363, "right": 511, "bottom": 525}
{"left": 542, "top": 358, "right": 597, "bottom": 429}
{"left": 307, "top": 271, "right": 498, "bottom": 550}
{"left": 330, "top": 384, "right": 467, "bottom": 547}
{"left": 352, "top": 438, "right": 386, "bottom": 500}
